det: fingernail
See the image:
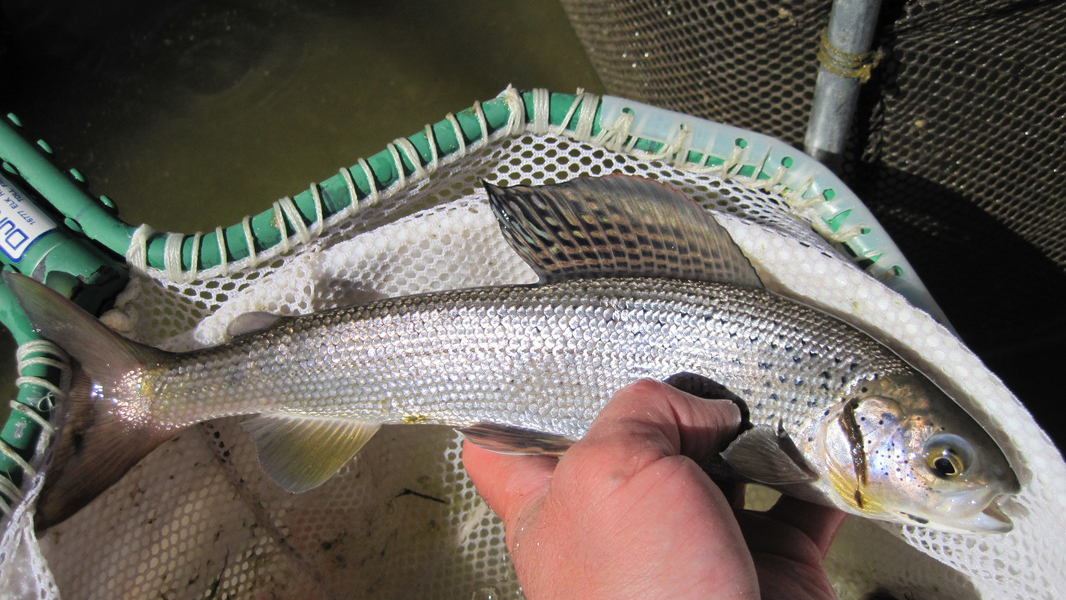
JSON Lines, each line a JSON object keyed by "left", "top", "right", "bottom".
{"left": 706, "top": 398, "right": 743, "bottom": 427}
{"left": 670, "top": 389, "right": 743, "bottom": 428}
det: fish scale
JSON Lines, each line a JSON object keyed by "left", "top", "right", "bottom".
{"left": 156, "top": 277, "right": 896, "bottom": 440}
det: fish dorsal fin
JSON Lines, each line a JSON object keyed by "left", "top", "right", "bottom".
{"left": 484, "top": 175, "right": 763, "bottom": 287}
{"left": 242, "top": 414, "right": 381, "bottom": 493}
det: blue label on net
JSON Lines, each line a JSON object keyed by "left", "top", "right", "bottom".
{"left": 0, "top": 177, "right": 57, "bottom": 262}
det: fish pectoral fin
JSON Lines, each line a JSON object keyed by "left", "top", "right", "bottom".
{"left": 720, "top": 424, "right": 818, "bottom": 485}
{"left": 227, "top": 312, "right": 289, "bottom": 338}
{"left": 242, "top": 414, "right": 381, "bottom": 493}
{"left": 458, "top": 423, "right": 574, "bottom": 456}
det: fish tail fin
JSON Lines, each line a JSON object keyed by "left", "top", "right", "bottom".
{"left": 4, "top": 272, "right": 179, "bottom": 529}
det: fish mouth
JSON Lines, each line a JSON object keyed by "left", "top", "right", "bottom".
{"left": 971, "top": 500, "right": 1014, "bottom": 533}
{"left": 916, "top": 495, "right": 1014, "bottom": 534}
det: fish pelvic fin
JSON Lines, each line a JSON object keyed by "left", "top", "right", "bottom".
{"left": 484, "top": 175, "right": 764, "bottom": 287}
{"left": 242, "top": 414, "right": 381, "bottom": 493}
{"left": 4, "top": 272, "right": 180, "bottom": 530}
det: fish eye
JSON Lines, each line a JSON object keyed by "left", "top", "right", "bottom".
{"left": 924, "top": 433, "right": 973, "bottom": 478}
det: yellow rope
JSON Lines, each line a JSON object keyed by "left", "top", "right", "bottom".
{"left": 817, "top": 28, "right": 884, "bottom": 83}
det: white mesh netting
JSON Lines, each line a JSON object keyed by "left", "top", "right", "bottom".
{"left": 1, "top": 89, "right": 1063, "bottom": 599}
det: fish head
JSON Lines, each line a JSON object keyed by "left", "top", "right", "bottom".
{"left": 820, "top": 373, "right": 1019, "bottom": 533}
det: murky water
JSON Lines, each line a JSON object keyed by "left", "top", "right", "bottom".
{"left": 0, "top": 0, "right": 603, "bottom": 425}
{"left": 5, "top": 0, "right": 602, "bottom": 232}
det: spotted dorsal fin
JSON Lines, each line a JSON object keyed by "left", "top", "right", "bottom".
{"left": 484, "top": 175, "right": 763, "bottom": 287}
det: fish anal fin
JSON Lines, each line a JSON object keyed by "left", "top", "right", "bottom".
{"left": 720, "top": 424, "right": 818, "bottom": 485}
{"left": 459, "top": 422, "right": 574, "bottom": 456}
{"left": 242, "top": 414, "right": 381, "bottom": 493}
{"left": 484, "top": 175, "right": 763, "bottom": 287}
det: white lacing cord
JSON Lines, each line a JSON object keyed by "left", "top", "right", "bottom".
{"left": 385, "top": 143, "right": 408, "bottom": 189}
{"left": 760, "top": 161, "right": 789, "bottom": 192}
{"left": 329, "top": 158, "right": 382, "bottom": 222}
{"left": 0, "top": 472, "right": 22, "bottom": 514}
{"left": 593, "top": 109, "right": 635, "bottom": 153}
{"left": 340, "top": 166, "right": 359, "bottom": 212}
{"left": 273, "top": 195, "right": 314, "bottom": 254}
{"left": 357, "top": 158, "right": 381, "bottom": 207}
{"left": 445, "top": 113, "right": 467, "bottom": 158}
{"left": 522, "top": 88, "right": 868, "bottom": 251}
{"left": 471, "top": 100, "right": 491, "bottom": 151}
{"left": 556, "top": 89, "right": 602, "bottom": 142}
{"left": 18, "top": 339, "right": 70, "bottom": 363}
{"left": 573, "top": 92, "right": 599, "bottom": 143}
{"left": 500, "top": 86, "right": 526, "bottom": 137}
{"left": 423, "top": 124, "right": 441, "bottom": 171}
{"left": 395, "top": 138, "right": 428, "bottom": 183}
{"left": 386, "top": 135, "right": 431, "bottom": 191}
{"left": 214, "top": 225, "right": 230, "bottom": 276}
{"left": 15, "top": 339, "right": 68, "bottom": 423}
{"left": 130, "top": 89, "right": 795, "bottom": 282}
{"left": 13, "top": 377, "right": 65, "bottom": 412}
{"left": 8, "top": 401, "right": 55, "bottom": 439}
{"left": 555, "top": 89, "right": 585, "bottom": 137}
{"left": 280, "top": 187, "right": 323, "bottom": 242}
{"left": 783, "top": 174, "right": 820, "bottom": 210}
{"left": 766, "top": 168, "right": 866, "bottom": 245}
{"left": 530, "top": 88, "right": 552, "bottom": 136}
{"left": 0, "top": 340, "right": 68, "bottom": 513}
{"left": 240, "top": 215, "right": 258, "bottom": 265}
{"left": 741, "top": 148, "right": 774, "bottom": 185}
{"left": 129, "top": 187, "right": 323, "bottom": 282}
{"left": 584, "top": 105, "right": 868, "bottom": 251}
{"left": 566, "top": 88, "right": 872, "bottom": 257}
{"left": 723, "top": 142, "right": 749, "bottom": 178}
{"left": 126, "top": 223, "right": 156, "bottom": 274}
{"left": 665, "top": 125, "right": 693, "bottom": 165}
{"left": 163, "top": 232, "right": 187, "bottom": 283}
{"left": 184, "top": 232, "right": 203, "bottom": 282}
{"left": 0, "top": 441, "right": 34, "bottom": 483}
{"left": 308, "top": 183, "right": 326, "bottom": 237}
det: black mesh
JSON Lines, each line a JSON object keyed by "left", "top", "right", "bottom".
{"left": 560, "top": 0, "right": 830, "bottom": 145}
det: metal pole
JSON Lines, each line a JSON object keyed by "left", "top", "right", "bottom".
{"left": 804, "top": 0, "right": 883, "bottom": 171}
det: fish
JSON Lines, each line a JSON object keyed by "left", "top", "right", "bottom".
{"left": 5, "top": 175, "right": 1019, "bottom": 533}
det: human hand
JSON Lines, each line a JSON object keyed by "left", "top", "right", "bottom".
{"left": 462, "top": 379, "right": 845, "bottom": 600}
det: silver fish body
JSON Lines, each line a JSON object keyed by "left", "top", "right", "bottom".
{"left": 160, "top": 278, "right": 889, "bottom": 442}
{"left": 7, "top": 175, "right": 1019, "bottom": 533}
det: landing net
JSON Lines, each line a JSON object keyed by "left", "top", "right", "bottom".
{"left": 0, "top": 89, "right": 1062, "bottom": 600}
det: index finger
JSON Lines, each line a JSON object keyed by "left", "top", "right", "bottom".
{"left": 463, "top": 379, "right": 743, "bottom": 527}
{"left": 462, "top": 442, "right": 557, "bottom": 523}
{"left": 576, "top": 378, "right": 743, "bottom": 473}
